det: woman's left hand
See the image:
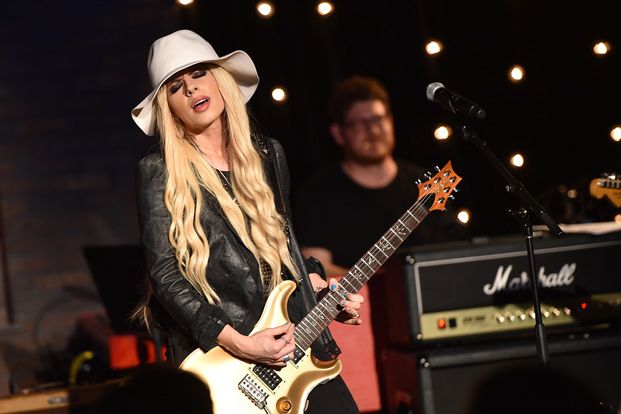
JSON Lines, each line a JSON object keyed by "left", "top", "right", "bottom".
{"left": 309, "top": 273, "right": 364, "bottom": 325}
{"left": 329, "top": 277, "right": 364, "bottom": 325}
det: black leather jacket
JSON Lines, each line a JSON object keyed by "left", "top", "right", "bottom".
{"left": 136, "top": 137, "right": 340, "bottom": 364}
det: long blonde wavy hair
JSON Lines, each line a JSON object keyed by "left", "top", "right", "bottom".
{"left": 153, "top": 64, "right": 298, "bottom": 305}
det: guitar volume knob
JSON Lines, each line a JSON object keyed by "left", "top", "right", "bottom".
{"left": 277, "top": 397, "right": 293, "bottom": 413}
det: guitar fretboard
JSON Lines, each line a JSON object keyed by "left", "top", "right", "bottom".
{"left": 293, "top": 194, "right": 434, "bottom": 350}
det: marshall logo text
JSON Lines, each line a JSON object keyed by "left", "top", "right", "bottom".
{"left": 483, "top": 263, "right": 576, "bottom": 295}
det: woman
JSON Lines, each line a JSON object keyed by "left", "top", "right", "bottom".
{"left": 131, "top": 30, "right": 362, "bottom": 413}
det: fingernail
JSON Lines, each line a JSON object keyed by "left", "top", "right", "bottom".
{"left": 340, "top": 300, "right": 346, "bottom": 306}
{"left": 330, "top": 284, "right": 337, "bottom": 291}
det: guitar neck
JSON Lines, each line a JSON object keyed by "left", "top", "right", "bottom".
{"left": 293, "top": 195, "right": 433, "bottom": 350}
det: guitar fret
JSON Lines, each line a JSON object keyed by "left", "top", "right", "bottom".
{"left": 397, "top": 219, "right": 410, "bottom": 232}
{"left": 367, "top": 251, "right": 380, "bottom": 264}
{"left": 359, "top": 258, "right": 374, "bottom": 272}
{"left": 381, "top": 236, "right": 395, "bottom": 250}
{"left": 293, "top": 331, "right": 308, "bottom": 348}
{"left": 296, "top": 325, "right": 313, "bottom": 345}
{"left": 305, "top": 312, "right": 320, "bottom": 329}
{"left": 301, "top": 323, "right": 318, "bottom": 343}
{"left": 351, "top": 264, "right": 366, "bottom": 283}
{"left": 304, "top": 316, "right": 322, "bottom": 336}
{"left": 345, "top": 276, "right": 363, "bottom": 291}
{"left": 298, "top": 321, "right": 315, "bottom": 339}
{"left": 376, "top": 248, "right": 389, "bottom": 258}
{"left": 389, "top": 227, "right": 403, "bottom": 241}
{"left": 341, "top": 278, "right": 357, "bottom": 293}
{"left": 327, "top": 292, "right": 342, "bottom": 308}
{"left": 405, "top": 209, "right": 420, "bottom": 222}
{"left": 314, "top": 309, "right": 329, "bottom": 323}
{"left": 319, "top": 299, "right": 336, "bottom": 316}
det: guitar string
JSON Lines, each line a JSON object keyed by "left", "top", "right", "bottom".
{"left": 295, "top": 173, "right": 457, "bottom": 347}
{"left": 294, "top": 193, "right": 436, "bottom": 348}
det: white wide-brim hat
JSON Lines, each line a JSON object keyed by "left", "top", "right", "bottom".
{"left": 131, "top": 29, "right": 259, "bottom": 136}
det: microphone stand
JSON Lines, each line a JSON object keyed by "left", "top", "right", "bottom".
{"left": 460, "top": 124, "right": 563, "bottom": 367}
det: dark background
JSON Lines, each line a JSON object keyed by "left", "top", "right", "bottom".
{"left": 0, "top": 0, "right": 619, "bottom": 395}
{"left": 182, "top": 0, "right": 621, "bottom": 235}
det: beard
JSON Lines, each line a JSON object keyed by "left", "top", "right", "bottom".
{"left": 343, "top": 137, "right": 394, "bottom": 165}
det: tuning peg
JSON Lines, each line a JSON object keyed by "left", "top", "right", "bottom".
{"left": 434, "top": 165, "right": 440, "bottom": 172}
{"left": 414, "top": 179, "right": 422, "bottom": 185}
{"left": 448, "top": 195, "right": 455, "bottom": 201}
{"left": 453, "top": 187, "right": 460, "bottom": 193}
{"left": 424, "top": 172, "right": 432, "bottom": 179}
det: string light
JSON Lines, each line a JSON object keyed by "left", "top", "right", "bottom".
{"left": 257, "top": 1, "right": 274, "bottom": 18}
{"left": 510, "top": 153, "right": 524, "bottom": 168}
{"left": 317, "top": 1, "right": 334, "bottom": 16}
{"left": 611, "top": 126, "right": 621, "bottom": 142}
{"left": 433, "top": 125, "right": 452, "bottom": 140}
{"left": 457, "top": 209, "right": 471, "bottom": 224}
{"left": 508, "top": 65, "right": 525, "bottom": 83}
{"left": 593, "top": 41, "right": 611, "bottom": 56}
{"left": 425, "top": 40, "right": 443, "bottom": 56}
{"left": 271, "top": 87, "right": 287, "bottom": 103}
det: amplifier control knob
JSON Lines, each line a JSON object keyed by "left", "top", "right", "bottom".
{"left": 551, "top": 307, "right": 561, "bottom": 317}
{"left": 528, "top": 310, "right": 535, "bottom": 319}
{"left": 505, "top": 313, "right": 516, "bottom": 322}
{"left": 517, "top": 312, "right": 526, "bottom": 321}
{"left": 542, "top": 309, "right": 550, "bottom": 318}
{"left": 563, "top": 307, "right": 572, "bottom": 316}
{"left": 495, "top": 313, "right": 505, "bottom": 323}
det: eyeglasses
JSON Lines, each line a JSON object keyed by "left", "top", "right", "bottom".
{"left": 343, "top": 114, "right": 389, "bottom": 133}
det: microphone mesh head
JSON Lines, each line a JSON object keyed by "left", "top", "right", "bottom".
{"left": 426, "top": 82, "right": 444, "bottom": 102}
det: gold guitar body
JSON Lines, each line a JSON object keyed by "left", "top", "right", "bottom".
{"left": 180, "top": 280, "right": 342, "bottom": 414}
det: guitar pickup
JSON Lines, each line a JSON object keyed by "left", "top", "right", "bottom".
{"left": 252, "top": 364, "right": 283, "bottom": 390}
{"left": 293, "top": 346, "right": 305, "bottom": 364}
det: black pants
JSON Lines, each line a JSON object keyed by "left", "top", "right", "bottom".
{"left": 306, "top": 375, "right": 359, "bottom": 413}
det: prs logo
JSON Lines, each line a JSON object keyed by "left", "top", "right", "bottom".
{"left": 483, "top": 263, "right": 576, "bottom": 295}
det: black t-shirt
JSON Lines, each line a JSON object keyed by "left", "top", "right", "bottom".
{"left": 293, "top": 160, "right": 463, "bottom": 268}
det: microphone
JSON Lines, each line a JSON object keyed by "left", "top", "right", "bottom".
{"left": 426, "top": 82, "right": 486, "bottom": 120}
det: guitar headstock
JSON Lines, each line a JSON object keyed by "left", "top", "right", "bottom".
{"left": 590, "top": 172, "right": 621, "bottom": 208}
{"left": 416, "top": 161, "right": 462, "bottom": 212}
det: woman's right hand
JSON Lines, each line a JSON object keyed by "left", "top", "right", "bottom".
{"left": 217, "top": 322, "right": 296, "bottom": 367}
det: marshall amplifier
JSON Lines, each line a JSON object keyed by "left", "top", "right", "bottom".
{"left": 379, "top": 230, "right": 621, "bottom": 345}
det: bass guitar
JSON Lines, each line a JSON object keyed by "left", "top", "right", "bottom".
{"left": 181, "top": 161, "right": 462, "bottom": 414}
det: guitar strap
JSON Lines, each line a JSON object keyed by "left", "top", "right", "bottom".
{"left": 257, "top": 135, "right": 341, "bottom": 360}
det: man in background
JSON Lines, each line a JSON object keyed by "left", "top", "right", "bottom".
{"left": 294, "top": 75, "right": 465, "bottom": 411}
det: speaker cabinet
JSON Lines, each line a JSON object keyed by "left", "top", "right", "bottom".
{"left": 381, "top": 331, "right": 621, "bottom": 414}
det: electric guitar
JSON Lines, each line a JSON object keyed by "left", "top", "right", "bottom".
{"left": 181, "top": 161, "right": 462, "bottom": 414}
{"left": 589, "top": 173, "right": 621, "bottom": 208}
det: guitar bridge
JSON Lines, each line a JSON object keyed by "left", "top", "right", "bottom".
{"left": 239, "top": 374, "right": 269, "bottom": 409}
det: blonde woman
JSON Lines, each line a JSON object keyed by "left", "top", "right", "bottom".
{"left": 131, "top": 30, "right": 362, "bottom": 413}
